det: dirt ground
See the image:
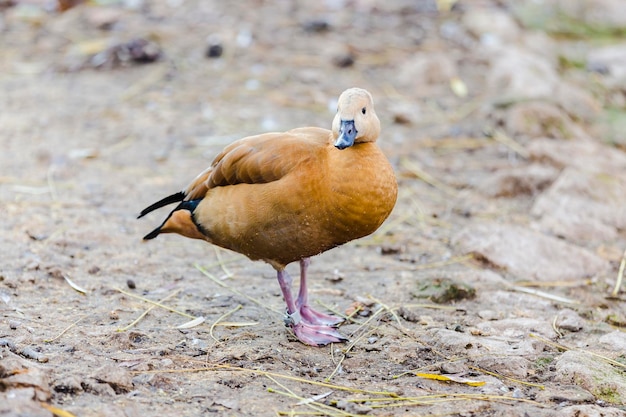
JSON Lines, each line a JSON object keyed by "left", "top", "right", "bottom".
{"left": 2, "top": 1, "right": 626, "bottom": 416}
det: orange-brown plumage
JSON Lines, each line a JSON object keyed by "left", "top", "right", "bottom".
{"left": 139, "top": 88, "right": 397, "bottom": 346}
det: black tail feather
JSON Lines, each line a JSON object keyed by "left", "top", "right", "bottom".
{"left": 143, "top": 222, "right": 167, "bottom": 240}
{"left": 140, "top": 198, "right": 202, "bottom": 240}
{"left": 138, "top": 191, "right": 185, "bottom": 219}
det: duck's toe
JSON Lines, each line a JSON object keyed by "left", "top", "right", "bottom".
{"left": 290, "top": 322, "right": 348, "bottom": 347}
{"left": 299, "top": 305, "right": 345, "bottom": 327}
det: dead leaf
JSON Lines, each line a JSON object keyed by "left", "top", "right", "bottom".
{"left": 415, "top": 372, "right": 486, "bottom": 387}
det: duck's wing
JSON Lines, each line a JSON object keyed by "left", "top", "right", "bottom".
{"left": 139, "top": 128, "right": 330, "bottom": 239}
{"left": 203, "top": 129, "right": 328, "bottom": 190}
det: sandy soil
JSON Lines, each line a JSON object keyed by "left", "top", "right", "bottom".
{"left": 1, "top": 1, "right": 626, "bottom": 416}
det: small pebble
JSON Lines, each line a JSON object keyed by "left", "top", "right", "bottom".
{"left": 332, "top": 52, "right": 355, "bottom": 68}
{"left": 379, "top": 244, "right": 402, "bottom": 255}
{"left": 9, "top": 319, "right": 21, "bottom": 329}
{"left": 206, "top": 43, "right": 223, "bottom": 58}
{"left": 586, "top": 61, "right": 609, "bottom": 75}
{"left": 127, "top": 38, "right": 161, "bottom": 63}
{"left": 477, "top": 310, "right": 499, "bottom": 320}
{"left": 0, "top": 338, "right": 16, "bottom": 350}
{"left": 324, "top": 269, "right": 343, "bottom": 283}
{"left": 126, "top": 279, "right": 136, "bottom": 289}
{"left": 440, "top": 361, "right": 466, "bottom": 374}
{"left": 236, "top": 29, "right": 253, "bottom": 48}
{"left": 21, "top": 346, "right": 48, "bottom": 363}
{"left": 397, "top": 306, "right": 420, "bottom": 323}
{"left": 302, "top": 18, "right": 330, "bottom": 33}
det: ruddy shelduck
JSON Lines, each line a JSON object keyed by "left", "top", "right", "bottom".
{"left": 139, "top": 88, "right": 397, "bottom": 346}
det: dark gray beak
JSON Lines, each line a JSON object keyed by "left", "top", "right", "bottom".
{"left": 334, "top": 120, "right": 357, "bottom": 150}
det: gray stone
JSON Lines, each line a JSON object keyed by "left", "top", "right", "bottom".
{"left": 92, "top": 364, "right": 134, "bottom": 394}
{"left": 531, "top": 168, "right": 626, "bottom": 243}
{"left": 487, "top": 48, "right": 559, "bottom": 103}
{"left": 555, "top": 309, "right": 585, "bottom": 332}
{"left": 478, "top": 163, "right": 559, "bottom": 197}
{"left": 453, "top": 222, "right": 609, "bottom": 282}
{"left": 439, "top": 360, "right": 468, "bottom": 374}
{"left": 555, "top": 350, "right": 626, "bottom": 404}
{"left": 473, "top": 355, "right": 531, "bottom": 379}
{"left": 515, "top": 0, "right": 626, "bottom": 35}
{"left": 477, "top": 310, "right": 501, "bottom": 321}
{"left": 557, "top": 0, "right": 626, "bottom": 31}
{"left": 598, "top": 330, "right": 626, "bottom": 351}
{"left": 554, "top": 82, "right": 601, "bottom": 122}
{"left": 52, "top": 374, "right": 84, "bottom": 394}
{"left": 529, "top": 138, "right": 626, "bottom": 175}
{"left": 476, "top": 317, "right": 554, "bottom": 341}
{"left": 0, "top": 393, "right": 53, "bottom": 417}
{"left": 428, "top": 328, "right": 482, "bottom": 355}
{"left": 398, "top": 52, "right": 457, "bottom": 89}
{"left": 587, "top": 43, "right": 626, "bottom": 90}
{"left": 536, "top": 384, "right": 595, "bottom": 404}
{"left": 462, "top": 8, "right": 521, "bottom": 45}
{"left": 504, "top": 101, "right": 587, "bottom": 140}
{"left": 557, "top": 404, "right": 626, "bottom": 417}
{"left": 0, "top": 356, "right": 51, "bottom": 401}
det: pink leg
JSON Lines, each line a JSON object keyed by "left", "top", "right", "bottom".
{"left": 296, "top": 258, "right": 345, "bottom": 326}
{"left": 277, "top": 267, "right": 347, "bottom": 346}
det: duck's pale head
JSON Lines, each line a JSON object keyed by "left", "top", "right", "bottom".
{"left": 332, "top": 88, "right": 381, "bottom": 150}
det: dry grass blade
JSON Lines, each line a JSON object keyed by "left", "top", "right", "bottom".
{"left": 213, "top": 321, "right": 258, "bottom": 327}
{"left": 397, "top": 303, "right": 457, "bottom": 311}
{"left": 401, "top": 158, "right": 457, "bottom": 196}
{"left": 489, "top": 128, "right": 530, "bottom": 158}
{"left": 135, "top": 362, "right": 399, "bottom": 397}
{"left": 362, "top": 393, "right": 545, "bottom": 409}
{"left": 197, "top": 255, "right": 243, "bottom": 271}
{"left": 611, "top": 248, "right": 626, "bottom": 297}
{"left": 296, "top": 391, "right": 333, "bottom": 406}
{"left": 117, "top": 289, "right": 182, "bottom": 332}
{"left": 394, "top": 354, "right": 546, "bottom": 389}
{"left": 194, "top": 263, "right": 281, "bottom": 315}
{"left": 100, "top": 135, "right": 136, "bottom": 157}
{"left": 12, "top": 185, "right": 50, "bottom": 194}
{"left": 417, "top": 137, "right": 491, "bottom": 150}
{"left": 44, "top": 315, "right": 87, "bottom": 343}
{"left": 116, "top": 287, "right": 195, "bottom": 318}
{"left": 63, "top": 273, "right": 88, "bottom": 294}
{"left": 209, "top": 304, "right": 242, "bottom": 342}
{"left": 40, "top": 403, "right": 77, "bottom": 417}
{"left": 121, "top": 65, "right": 169, "bottom": 101}
{"left": 411, "top": 254, "right": 474, "bottom": 271}
{"left": 515, "top": 280, "right": 591, "bottom": 288}
{"left": 467, "top": 365, "right": 546, "bottom": 389}
{"left": 511, "top": 286, "right": 579, "bottom": 305}
{"left": 47, "top": 164, "right": 58, "bottom": 201}
{"left": 552, "top": 315, "right": 564, "bottom": 338}
{"left": 326, "top": 306, "right": 387, "bottom": 381}
{"left": 368, "top": 295, "right": 402, "bottom": 326}
{"left": 266, "top": 375, "right": 351, "bottom": 417}
{"left": 213, "top": 246, "right": 234, "bottom": 279}
{"left": 177, "top": 316, "right": 206, "bottom": 329}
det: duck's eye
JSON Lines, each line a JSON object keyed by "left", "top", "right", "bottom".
{"left": 361, "top": 107, "right": 366, "bottom": 115}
